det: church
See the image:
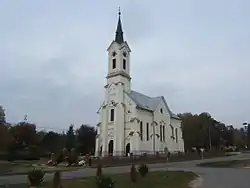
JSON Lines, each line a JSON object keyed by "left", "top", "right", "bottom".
{"left": 95, "top": 11, "right": 184, "bottom": 157}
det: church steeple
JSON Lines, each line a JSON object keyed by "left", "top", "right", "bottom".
{"left": 115, "top": 7, "right": 124, "bottom": 44}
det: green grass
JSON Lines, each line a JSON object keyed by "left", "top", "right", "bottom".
{"left": 0, "top": 162, "right": 84, "bottom": 176}
{"left": 1, "top": 171, "right": 197, "bottom": 188}
{"left": 197, "top": 159, "right": 250, "bottom": 168}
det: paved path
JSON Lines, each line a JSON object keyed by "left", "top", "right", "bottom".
{"left": 0, "top": 154, "right": 250, "bottom": 187}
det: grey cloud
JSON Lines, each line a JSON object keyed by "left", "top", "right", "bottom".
{"left": 1, "top": 0, "right": 250, "bottom": 130}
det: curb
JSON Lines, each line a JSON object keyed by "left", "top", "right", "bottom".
{"left": 189, "top": 175, "right": 203, "bottom": 188}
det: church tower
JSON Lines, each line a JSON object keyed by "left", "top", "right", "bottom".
{"left": 97, "top": 9, "right": 131, "bottom": 156}
{"left": 106, "top": 9, "right": 131, "bottom": 93}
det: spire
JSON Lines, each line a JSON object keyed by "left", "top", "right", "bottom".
{"left": 115, "top": 7, "right": 124, "bottom": 44}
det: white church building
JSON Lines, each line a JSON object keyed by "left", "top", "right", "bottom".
{"left": 95, "top": 11, "right": 184, "bottom": 157}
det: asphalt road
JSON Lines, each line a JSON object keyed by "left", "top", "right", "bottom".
{"left": 0, "top": 153, "right": 250, "bottom": 187}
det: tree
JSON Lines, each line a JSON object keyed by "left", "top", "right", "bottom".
{"left": 0, "top": 106, "right": 9, "bottom": 151}
{"left": 41, "top": 131, "right": 65, "bottom": 153}
{"left": 247, "top": 124, "right": 250, "bottom": 147}
{"left": 9, "top": 122, "right": 38, "bottom": 148}
{"left": 179, "top": 112, "right": 239, "bottom": 151}
{"left": 0, "top": 125, "right": 10, "bottom": 151}
{"left": 0, "top": 106, "right": 6, "bottom": 125}
{"left": 66, "top": 124, "right": 75, "bottom": 150}
{"left": 76, "top": 124, "right": 96, "bottom": 154}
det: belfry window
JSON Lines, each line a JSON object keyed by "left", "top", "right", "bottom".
{"left": 123, "top": 59, "right": 126, "bottom": 70}
{"left": 112, "top": 59, "right": 116, "bottom": 69}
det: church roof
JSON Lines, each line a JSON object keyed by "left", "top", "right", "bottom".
{"left": 128, "top": 90, "right": 180, "bottom": 120}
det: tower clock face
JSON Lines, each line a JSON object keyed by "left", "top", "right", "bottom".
{"left": 112, "top": 51, "right": 116, "bottom": 57}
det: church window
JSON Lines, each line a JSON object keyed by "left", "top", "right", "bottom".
{"left": 160, "top": 108, "right": 163, "bottom": 114}
{"left": 146, "top": 123, "right": 149, "bottom": 141}
{"left": 160, "top": 125, "right": 162, "bottom": 141}
{"left": 123, "top": 51, "right": 127, "bottom": 57}
{"left": 123, "top": 59, "right": 126, "bottom": 70}
{"left": 110, "top": 109, "right": 115, "bottom": 122}
{"left": 175, "top": 128, "right": 178, "bottom": 143}
{"left": 140, "top": 121, "right": 143, "bottom": 141}
{"left": 163, "top": 126, "right": 165, "bottom": 142}
{"left": 170, "top": 125, "right": 174, "bottom": 138}
{"left": 112, "top": 51, "right": 116, "bottom": 57}
{"left": 112, "top": 59, "right": 116, "bottom": 69}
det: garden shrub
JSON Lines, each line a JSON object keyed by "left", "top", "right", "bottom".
{"left": 138, "top": 163, "right": 148, "bottom": 177}
{"left": 52, "top": 171, "right": 62, "bottom": 188}
{"left": 96, "top": 164, "right": 102, "bottom": 177}
{"left": 96, "top": 175, "right": 115, "bottom": 188}
{"left": 130, "top": 164, "right": 137, "bottom": 183}
{"left": 27, "top": 169, "right": 45, "bottom": 187}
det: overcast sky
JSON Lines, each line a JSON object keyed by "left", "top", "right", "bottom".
{"left": 0, "top": 0, "right": 249, "bottom": 130}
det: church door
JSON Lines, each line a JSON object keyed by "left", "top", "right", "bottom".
{"left": 108, "top": 140, "right": 114, "bottom": 156}
{"left": 126, "top": 143, "right": 130, "bottom": 156}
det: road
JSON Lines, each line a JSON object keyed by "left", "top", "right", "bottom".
{"left": 0, "top": 153, "right": 250, "bottom": 187}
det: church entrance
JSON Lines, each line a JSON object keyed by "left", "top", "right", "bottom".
{"left": 126, "top": 143, "right": 130, "bottom": 156}
{"left": 108, "top": 140, "right": 114, "bottom": 156}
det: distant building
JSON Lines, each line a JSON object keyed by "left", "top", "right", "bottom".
{"left": 95, "top": 10, "right": 184, "bottom": 157}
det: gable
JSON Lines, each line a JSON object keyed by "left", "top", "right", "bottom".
{"left": 161, "top": 97, "right": 181, "bottom": 120}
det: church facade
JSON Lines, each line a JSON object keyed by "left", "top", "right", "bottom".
{"left": 95, "top": 11, "right": 184, "bottom": 157}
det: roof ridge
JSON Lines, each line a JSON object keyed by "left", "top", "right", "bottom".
{"left": 131, "top": 90, "right": 157, "bottom": 99}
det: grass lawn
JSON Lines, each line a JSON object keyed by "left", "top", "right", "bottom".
{"left": 0, "top": 162, "right": 84, "bottom": 176}
{"left": 197, "top": 159, "right": 250, "bottom": 168}
{"left": 1, "top": 171, "right": 197, "bottom": 188}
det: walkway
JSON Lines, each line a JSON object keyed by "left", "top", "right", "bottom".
{"left": 0, "top": 153, "right": 249, "bottom": 187}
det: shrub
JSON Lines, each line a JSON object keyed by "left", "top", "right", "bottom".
{"left": 130, "top": 164, "right": 137, "bottom": 183}
{"left": 52, "top": 171, "right": 62, "bottom": 188}
{"left": 138, "top": 163, "right": 148, "bottom": 177}
{"left": 96, "top": 164, "right": 102, "bottom": 177}
{"left": 96, "top": 175, "right": 115, "bottom": 188}
{"left": 56, "top": 152, "right": 64, "bottom": 165}
{"left": 88, "top": 157, "right": 92, "bottom": 166}
{"left": 27, "top": 169, "right": 45, "bottom": 187}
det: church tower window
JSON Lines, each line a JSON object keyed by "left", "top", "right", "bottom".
{"left": 123, "top": 59, "right": 126, "bottom": 70}
{"left": 112, "top": 59, "right": 116, "bottom": 69}
{"left": 110, "top": 109, "right": 115, "bottom": 122}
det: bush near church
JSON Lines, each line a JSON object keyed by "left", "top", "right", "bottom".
{"left": 27, "top": 169, "right": 45, "bottom": 187}
{"left": 96, "top": 164, "right": 103, "bottom": 177}
{"left": 130, "top": 164, "right": 137, "bottom": 183}
{"left": 96, "top": 175, "right": 115, "bottom": 188}
{"left": 138, "top": 163, "right": 149, "bottom": 177}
